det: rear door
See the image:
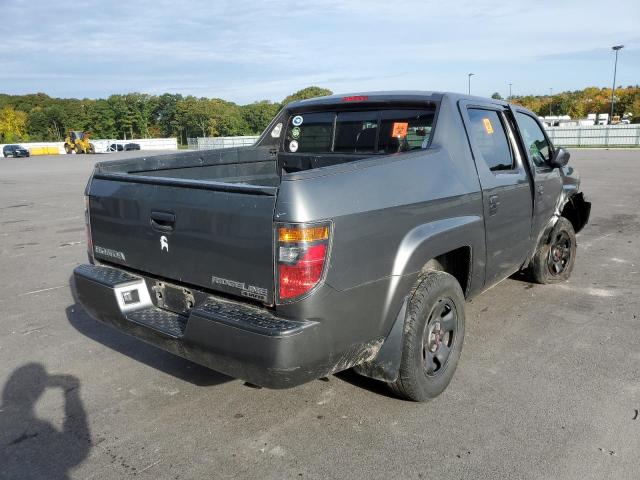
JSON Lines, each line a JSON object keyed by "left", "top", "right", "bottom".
{"left": 88, "top": 177, "right": 277, "bottom": 304}
{"left": 460, "top": 101, "right": 533, "bottom": 285}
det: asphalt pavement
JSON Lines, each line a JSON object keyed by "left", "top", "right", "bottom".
{"left": 1, "top": 149, "right": 639, "bottom": 479}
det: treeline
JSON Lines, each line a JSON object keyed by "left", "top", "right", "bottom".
{"left": 0, "top": 86, "right": 332, "bottom": 144}
{"left": 2, "top": 85, "right": 639, "bottom": 144}
{"left": 507, "top": 85, "right": 640, "bottom": 120}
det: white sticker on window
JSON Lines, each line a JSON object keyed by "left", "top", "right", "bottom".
{"left": 271, "top": 122, "right": 283, "bottom": 138}
{"left": 289, "top": 140, "right": 299, "bottom": 152}
{"left": 292, "top": 115, "right": 303, "bottom": 127}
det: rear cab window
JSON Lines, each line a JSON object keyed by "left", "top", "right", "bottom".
{"left": 281, "top": 107, "right": 436, "bottom": 156}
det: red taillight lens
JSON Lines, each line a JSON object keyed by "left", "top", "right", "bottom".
{"left": 279, "top": 244, "right": 326, "bottom": 300}
{"left": 277, "top": 223, "right": 330, "bottom": 302}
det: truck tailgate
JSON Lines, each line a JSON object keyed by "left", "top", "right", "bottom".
{"left": 88, "top": 175, "right": 277, "bottom": 304}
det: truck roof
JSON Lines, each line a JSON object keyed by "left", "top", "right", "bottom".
{"left": 285, "top": 91, "right": 511, "bottom": 109}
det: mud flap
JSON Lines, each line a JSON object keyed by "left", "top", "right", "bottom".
{"left": 353, "top": 296, "right": 408, "bottom": 382}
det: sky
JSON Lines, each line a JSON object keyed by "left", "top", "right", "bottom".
{"left": 1, "top": 0, "right": 639, "bottom": 104}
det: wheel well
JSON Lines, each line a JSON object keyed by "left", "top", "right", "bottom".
{"left": 561, "top": 192, "right": 590, "bottom": 234}
{"left": 422, "top": 246, "right": 472, "bottom": 297}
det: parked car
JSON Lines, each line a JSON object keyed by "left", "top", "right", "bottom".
{"left": 3, "top": 144, "right": 30, "bottom": 158}
{"left": 108, "top": 144, "right": 124, "bottom": 152}
{"left": 74, "top": 91, "right": 591, "bottom": 401}
{"left": 124, "top": 143, "right": 141, "bottom": 151}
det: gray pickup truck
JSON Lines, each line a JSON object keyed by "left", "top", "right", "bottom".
{"left": 74, "top": 92, "right": 590, "bottom": 401}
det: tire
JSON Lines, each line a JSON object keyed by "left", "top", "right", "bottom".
{"left": 389, "top": 270, "right": 466, "bottom": 402}
{"left": 88, "top": 144, "right": 95, "bottom": 154}
{"left": 529, "top": 217, "right": 576, "bottom": 284}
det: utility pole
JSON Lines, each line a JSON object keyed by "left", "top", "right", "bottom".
{"left": 610, "top": 45, "right": 624, "bottom": 124}
{"left": 468, "top": 73, "right": 474, "bottom": 95}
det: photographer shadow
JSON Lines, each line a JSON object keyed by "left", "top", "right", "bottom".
{"left": 0, "top": 363, "right": 90, "bottom": 480}
{"left": 66, "top": 275, "right": 230, "bottom": 387}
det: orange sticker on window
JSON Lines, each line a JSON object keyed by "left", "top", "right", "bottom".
{"left": 482, "top": 118, "right": 494, "bottom": 134}
{"left": 391, "top": 122, "right": 408, "bottom": 137}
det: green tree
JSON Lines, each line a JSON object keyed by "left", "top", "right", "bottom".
{"left": 86, "top": 100, "right": 117, "bottom": 138}
{"left": 153, "top": 93, "right": 183, "bottom": 138}
{"left": 0, "top": 106, "right": 28, "bottom": 143}
{"left": 281, "top": 86, "right": 333, "bottom": 106}
{"left": 175, "top": 96, "right": 211, "bottom": 138}
{"left": 491, "top": 92, "right": 503, "bottom": 100}
{"left": 241, "top": 101, "right": 280, "bottom": 134}
{"left": 207, "top": 99, "right": 247, "bottom": 137}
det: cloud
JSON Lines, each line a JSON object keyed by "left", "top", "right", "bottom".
{"left": 1, "top": 0, "right": 638, "bottom": 102}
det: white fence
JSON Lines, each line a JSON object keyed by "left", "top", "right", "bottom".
{"left": 545, "top": 124, "right": 640, "bottom": 147}
{"left": 187, "top": 136, "right": 259, "bottom": 150}
{"left": 1, "top": 138, "right": 178, "bottom": 155}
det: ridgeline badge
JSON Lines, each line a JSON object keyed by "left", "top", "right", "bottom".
{"left": 94, "top": 245, "right": 126, "bottom": 261}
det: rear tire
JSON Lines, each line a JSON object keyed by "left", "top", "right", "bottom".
{"left": 389, "top": 270, "right": 465, "bottom": 402}
{"left": 529, "top": 217, "right": 576, "bottom": 284}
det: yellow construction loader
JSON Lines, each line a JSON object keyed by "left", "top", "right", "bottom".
{"left": 64, "top": 130, "right": 95, "bottom": 154}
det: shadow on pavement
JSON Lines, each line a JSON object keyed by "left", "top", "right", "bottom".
{"left": 334, "top": 369, "right": 399, "bottom": 400}
{"left": 66, "top": 276, "right": 231, "bottom": 387}
{"left": 0, "top": 363, "right": 90, "bottom": 480}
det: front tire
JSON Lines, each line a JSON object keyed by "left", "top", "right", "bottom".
{"left": 389, "top": 270, "right": 465, "bottom": 402}
{"left": 530, "top": 217, "right": 576, "bottom": 284}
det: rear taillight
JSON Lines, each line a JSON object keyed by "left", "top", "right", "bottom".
{"left": 277, "top": 222, "right": 331, "bottom": 302}
{"left": 85, "top": 195, "right": 94, "bottom": 263}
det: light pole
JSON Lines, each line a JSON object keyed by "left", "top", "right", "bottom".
{"left": 468, "top": 73, "right": 474, "bottom": 95}
{"left": 509, "top": 83, "right": 512, "bottom": 100}
{"left": 610, "top": 45, "right": 624, "bottom": 124}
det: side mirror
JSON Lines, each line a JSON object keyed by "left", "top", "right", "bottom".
{"left": 549, "top": 147, "right": 570, "bottom": 168}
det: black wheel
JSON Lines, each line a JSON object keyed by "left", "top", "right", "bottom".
{"left": 530, "top": 217, "right": 576, "bottom": 284}
{"left": 389, "top": 270, "right": 465, "bottom": 402}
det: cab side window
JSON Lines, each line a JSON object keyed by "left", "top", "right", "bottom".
{"left": 467, "top": 108, "right": 514, "bottom": 172}
{"left": 515, "top": 113, "right": 551, "bottom": 167}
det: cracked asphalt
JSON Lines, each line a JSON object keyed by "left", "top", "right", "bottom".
{"left": 0, "top": 149, "right": 639, "bottom": 479}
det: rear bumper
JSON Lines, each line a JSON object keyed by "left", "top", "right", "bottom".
{"left": 73, "top": 264, "right": 328, "bottom": 388}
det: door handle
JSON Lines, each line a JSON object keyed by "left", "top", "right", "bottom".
{"left": 150, "top": 211, "right": 176, "bottom": 232}
{"left": 488, "top": 195, "right": 500, "bottom": 216}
